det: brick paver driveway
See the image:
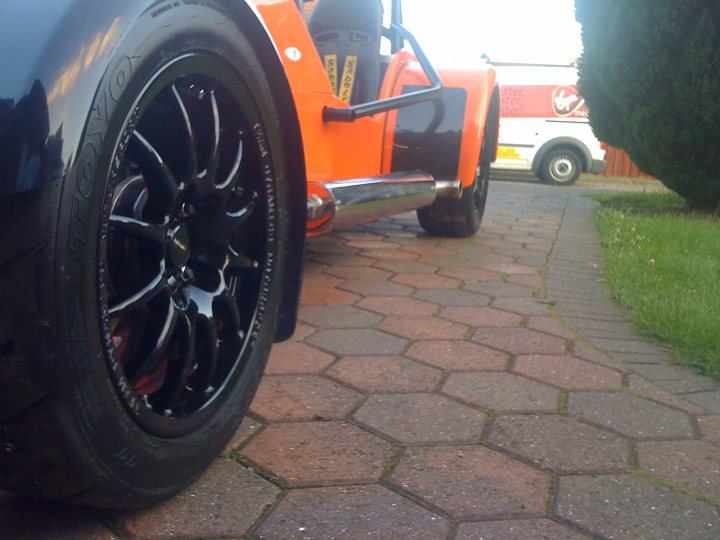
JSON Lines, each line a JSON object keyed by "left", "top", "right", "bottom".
{"left": 2, "top": 179, "right": 719, "bottom": 539}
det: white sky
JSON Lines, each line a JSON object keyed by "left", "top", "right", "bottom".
{"left": 401, "top": 0, "right": 583, "bottom": 64}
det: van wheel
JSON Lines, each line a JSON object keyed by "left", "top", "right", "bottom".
{"left": 0, "top": 3, "right": 288, "bottom": 509}
{"left": 540, "top": 148, "right": 582, "bottom": 185}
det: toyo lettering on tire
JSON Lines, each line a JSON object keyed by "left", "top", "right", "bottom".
{"left": 0, "top": 3, "right": 289, "bottom": 508}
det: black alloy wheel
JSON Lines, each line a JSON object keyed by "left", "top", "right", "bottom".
{"left": 102, "top": 58, "right": 270, "bottom": 437}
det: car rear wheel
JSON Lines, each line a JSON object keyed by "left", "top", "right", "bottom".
{"left": 0, "top": 4, "right": 288, "bottom": 508}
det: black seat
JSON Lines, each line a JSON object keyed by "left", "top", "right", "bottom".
{"left": 308, "top": 0, "right": 383, "bottom": 105}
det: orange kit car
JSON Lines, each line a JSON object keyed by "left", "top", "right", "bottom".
{"left": 259, "top": 0, "right": 500, "bottom": 238}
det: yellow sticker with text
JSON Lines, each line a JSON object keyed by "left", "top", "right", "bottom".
{"left": 339, "top": 55, "right": 357, "bottom": 103}
{"left": 325, "top": 54, "right": 338, "bottom": 95}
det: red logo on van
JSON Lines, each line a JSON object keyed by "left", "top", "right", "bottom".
{"left": 552, "top": 86, "right": 586, "bottom": 117}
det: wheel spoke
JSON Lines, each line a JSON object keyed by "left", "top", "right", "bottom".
{"left": 130, "top": 131, "right": 178, "bottom": 216}
{"left": 214, "top": 294, "right": 244, "bottom": 342}
{"left": 199, "top": 91, "right": 221, "bottom": 182}
{"left": 189, "top": 315, "right": 219, "bottom": 397}
{"left": 226, "top": 246, "right": 258, "bottom": 273}
{"left": 109, "top": 215, "right": 166, "bottom": 244}
{"left": 227, "top": 197, "right": 256, "bottom": 230}
{"left": 109, "top": 262, "right": 167, "bottom": 316}
{"left": 171, "top": 85, "right": 198, "bottom": 177}
{"left": 160, "top": 312, "right": 196, "bottom": 410}
{"left": 216, "top": 136, "right": 243, "bottom": 194}
{"left": 129, "top": 299, "right": 179, "bottom": 386}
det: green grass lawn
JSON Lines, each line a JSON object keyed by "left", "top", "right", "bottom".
{"left": 593, "top": 192, "right": 720, "bottom": 377}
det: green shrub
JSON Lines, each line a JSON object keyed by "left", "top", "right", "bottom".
{"left": 575, "top": 0, "right": 720, "bottom": 211}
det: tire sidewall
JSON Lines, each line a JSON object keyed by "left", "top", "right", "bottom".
{"left": 47, "top": 2, "right": 287, "bottom": 502}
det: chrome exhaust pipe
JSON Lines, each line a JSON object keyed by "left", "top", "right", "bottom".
{"left": 307, "top": 172, "right": 462, "bottom": 233}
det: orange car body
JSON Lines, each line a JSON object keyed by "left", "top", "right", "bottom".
{"left": 252, "top": 0, "right": 499, "bottom": 235}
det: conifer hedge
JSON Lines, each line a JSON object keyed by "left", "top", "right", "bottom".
{"left": 575, "top": 0, "right": 720, "bottom": 210}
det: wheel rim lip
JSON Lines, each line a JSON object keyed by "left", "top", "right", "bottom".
{"left": 98, "top": 54, "right": 271, "bottom": 438}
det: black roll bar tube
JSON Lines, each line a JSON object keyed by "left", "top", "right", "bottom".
{"left": 322, "top": 23, "right": 444, "bottom": 123}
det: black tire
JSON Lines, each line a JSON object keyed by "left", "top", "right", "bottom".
{"left": 416, "top": 161, "right": 489, "bottom": 237}
{"left": 539, "top": 147, "right": 583, "bottom": 185}
{"left": 0, "top": 3, "right": 289, "bottom": 508}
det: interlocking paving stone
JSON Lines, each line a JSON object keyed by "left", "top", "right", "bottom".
{"left": 436, "top": 267, "right": 503, "bottom": 281}
{"left": 629, "top": 363, "right": 718, "bottom": 388}
{"left": 242, "top": 422, "right": 395, "bottom": 487}
{"left": 698, "top": 415, "right": 720, "bottom": 445}
{"left": 482, "top": 262, "right": 538, "bottom": 275}
{"left": 591, "top": 337, "right": 668, "bottom": 355}
{"left": 554, "top": 474, "right": 720, "bottom": 540}
{"left": 111, "top": 460, "right": 279, "bottom": 539}
{"left": 250, "top": 375, "right": 362, "bottom": 422}
{"left": 226, "top": 417, "right": 263, "bottom": 452}
{"left": 472, "top": 328, "right": 567, "bottom": 355}
{"left": 363, "top": 249, "right": 419, "bottom": 261}
{"left": 311, "top": 253, "right": 376, "bottom": 267}
{"left": 443, "top": 372, "right": 559, "bottom": 413}
{"left": 638, "top": 440, "right": 720, "bottom": 501}
{"left": 391, "top": 273, "right": 461, "bottom": 289}
{"left": 414, "top": 288, "right": 492, "bottom": 306}
{"left": 300, "top": 273, "right": 343, "bottom": 289}
{"left": 326, "top": 356, "right": 442, "bottom": 393}
{"left": 300, "top": 287, "right": 360, "bottom": 306}
{"left": 567, "top": 392, "right": 695, "bottom": 439}
{"left": 487, "top": 414, "right": 630, "bottom": 474}
{"left": 455, "top": 519, "right": 590, "bottom": 540}
{"left": 346, "top": 239, "right": 402, "bottom": 250}
{"left": 339, "top": 279, "right": 415, "bottom": 297}
{"left": 353, "top": 393, "right": 487, "bottom": 444}
{"left": 356, "top": 296, "right": 438, "bottom": 316}
{"left": 405, "top": 340, "right": 509, "bottom": 372}
{"left": 0, "top": 501, "right": 117, "bottom": 540}
{"left": 255, "top": 485, "right": 449, "bottom": 539}
{"left": 491, "top": 297, "right": 552, "bottom": 316}
{"left": 463, "top": 281, "right": 536, "bottom": 297}
{"left": 323, "top": 265, "right": 394, "bottom": 280}
{"left": 627, "top": 375, "right": 708, "bottom": 415}
{"left": 399, "top": 244, "right": 455, "bottom": 257}
{"left": 373, "top": 259, "right": 439, "bottom": 274}
{"left": 679, "top": 390, "right": 720, "bottom": 414}
{"left": 439, "top": 306, "right": 524, "bottom": 327}
{"left": 572, "top": 340, "right": 633, "bottom": 373}
{"left": 306, "top": 329, "right": 407, "bottom": 356}
{"left": 526, "top": 316, "right": 575, "bottom": 339}
{"left": 418, "top": 255, "right": 479, "bottom": 268}
{"left": 264, "top": 342, "right": 335, "bottom": 375}
{"left": 513, "top": 355, "right": 623, "bottom": 391}
{"left": 299, "top": 305, "right": 382, "bottom": 329}
{"left": 388, "top": 445, "right": 550, "bottom": 520}
{"left": 377, "top": 316, "right": 468, "bottom": 341}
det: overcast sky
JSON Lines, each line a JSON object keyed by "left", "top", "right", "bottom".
{"left": 402, "top": 0, "right": 583, "bottom": 64}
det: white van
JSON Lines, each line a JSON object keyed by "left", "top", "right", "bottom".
{"left": 491, "top": 64, "right": 606, "bottom": 185}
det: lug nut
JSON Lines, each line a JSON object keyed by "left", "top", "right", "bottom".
{"left": 188, "top": 85, "right": 205, "bottom": 100}
{"left": 181, "top": 267, "right": 195, "bottom": 282}
{"left": 179, "top": 202, "right": 195, "bottom": 218}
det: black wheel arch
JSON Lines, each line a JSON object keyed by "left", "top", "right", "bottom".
{"left": 215, "top": 0, "right": 307, "bottom": 341}
{"left": 531, "top": 137, "right": 592, "bottom": 175}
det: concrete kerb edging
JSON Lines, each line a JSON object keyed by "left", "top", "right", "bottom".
{"left": 546, "top": 191, "right": 720, "bottom": 409}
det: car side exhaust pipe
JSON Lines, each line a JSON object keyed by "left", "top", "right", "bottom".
{"left": 307, "top": 172, "right": 462, "bottom": 234}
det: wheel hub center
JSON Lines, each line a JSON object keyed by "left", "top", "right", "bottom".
{"left": 168, "top": 226, "right": 192, "bottom": 269}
